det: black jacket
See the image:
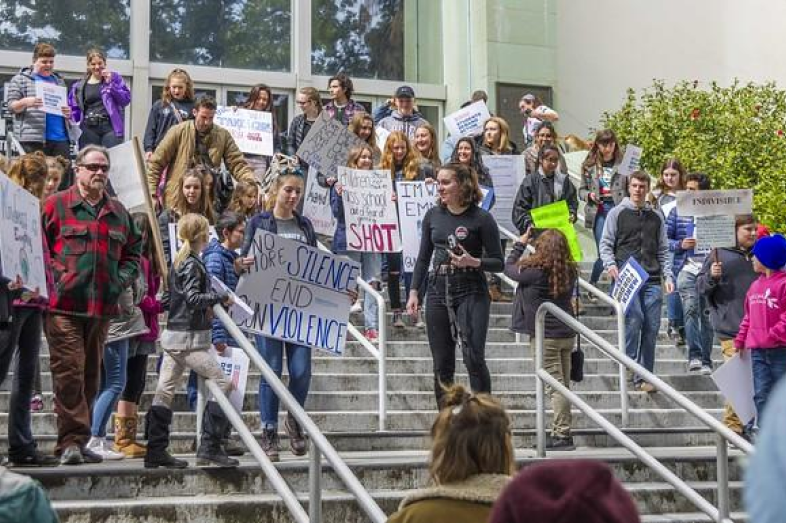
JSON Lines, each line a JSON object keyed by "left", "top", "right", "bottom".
{"left": 242, "top": 210, "right": 317, "bottom": 256}
{"left": 512, "top": 170, "right": 578, "bottom": 233}
{"left": 143, "top": 99, "right": 195, "bottom": 153}
{"left": 163, "top": 253, "right": 224, "bottom": 332}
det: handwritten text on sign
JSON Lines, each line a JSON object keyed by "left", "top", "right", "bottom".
{"left": 396, "top": 181, "right": 438, "bottom": 272}
{"left": 296, "top": 112, "right": 367, "bottom": 178}
{"left": 214, "top": 106, "right": 274, "bottom": 156}
{"left": 339, "top": 167, "right": 402, "bottom": 253}
{"left": 302, "top": 167, "right": 337, "bottom": 237}
{"left": 617, "top": 144, "right": 643, "bottom": 177}
{"left": 35, "top": 83, "right": 67, "bottom": 117}
{"left": 234, "top": 230, "right": 360, "bottom": 355}
{"left": 0, "top": 171, "right": 47, "bottom": 296}
{"left": 676, "top": 189, "right": 753, "bottom": 218}
{"left": 443, "top": 101, "right": 491, "bottom": 138}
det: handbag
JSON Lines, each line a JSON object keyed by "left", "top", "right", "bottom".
{"left": 570, "top": 281, "right": 585, "bottom": 382}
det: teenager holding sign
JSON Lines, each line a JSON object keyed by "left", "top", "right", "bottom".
{"left": 158, "top": 167, "right": 215, "bottom": 265}
{"left": 406, "top": 163, "right": 504, "bottom": 406}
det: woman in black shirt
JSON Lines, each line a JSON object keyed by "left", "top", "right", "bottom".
{"left": 406, "top": 162, "right": 503, "bottom": 406}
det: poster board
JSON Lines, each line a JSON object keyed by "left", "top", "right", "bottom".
{"left": 339, "top": 167, "right": 402, "bottom": 253}
{"left": 396, "top": 181, "right": 438, "bottom": 272}
{"left": 694, "top": 215, "right": 736, "bottom": 252}
{"left": 108, "top": 140, "right": 148, "bottom": 212}
{"left": 35, "top": 83, "right": 67, "bottom": 116}
{"left": 209, "top": 346, "right": 250, "bottom": 413}
{"left": 302, "top": 167, "right": 337, "bottom": 237}
{"left": 443, "top": 101, "right": 491, "bottom": 138}
{"left": 214, "top": 106, "right": 274, "bottom": 156}
{"left": 295, "top": 112, "right": 367, "bottom": 178}
{"left": 676, "top": 189, "right": 753, "bottom": 218}
{"left": 712, "top": 352, "right": 756, "bottom": 424}
{"left": 530, "top": 200, "right": 583, "bottom": 261}
{"left": 610, "top": 257, "right": 649, "bottom": 314}
{"left": 617, "top": 144, "right": 643, "bottom": 177}
{"left": 482, "top": 155, "right": 526, "bottom": 233}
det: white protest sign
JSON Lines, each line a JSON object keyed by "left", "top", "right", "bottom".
{"left": 339, "top": 167, "right": 401, "bottom": 253}
{"left": 209, "top": 346, "right": 250, "bottom": 413}
{"left": 210, "top": 276, "right": 254, "bottom": 324}
{"left": 712, "top": 352, "right": 756, "bottom": 424}
{"left": 676, "top": 189, "right": 753, "bottom": 218}
{"left": 617, "top": 144, "right": 643, "bottom": 177}
{"left": 302, "top": 167, "right": 337, "bottom": 237}
{"left": 214, "top": 106, "right": 274, "bottom": 156}
{"left": 396, "top": 181, "right": 438, "bottom": 272}
{"left": 296, "top": 112, "right": 367, "bottom": 178}
{"left": 694, "top": 215, "right": 736, "bottom": 252}
{"left": 375, "top": 126, "right": 391, "bottom": 152}
{"left": 443, "top": 101, "right": 491, "bottom": 138}
{"left": 483, "top": 155, "right": 526, "bottom": 233}
{"left": 610, "top": 258, "right": 649, "bottom": 314}
{"left": 234, "top": 229, "right": 360, "bottom": 355}
{"left": 108, "top": 140, "right": 147, "bottom": 211}
{"left": 168, "top": 223, "right": 219, "bottom": 263}
{"left": 35, "top": 82, "right": 67, "bottom": 117}
{"left": 0, "top": 171, "right": 47, "bottom": 297}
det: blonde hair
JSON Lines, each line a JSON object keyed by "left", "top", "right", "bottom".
{"left": 162, "top": 68, "right": 195, "bottom": 104}
{"left": 381, "top": 131, "right": 419, "bottom": 181}
{"left": 173, "top": 213, "right": 210, "bottom": 269}
{"left": 430, "top": 384, "right": 514, "bottom": 485}
{"left": 85, "top": 48, "right": 106, "bottom": 76}
{"left": 348, "top": 112, "right": 378, "bottom": 151}
{"left": 414, "top": 123, "right": 441, "bottom": 166}
{"left": 228, "top": 180, "right": 259, "bottom": 217}
{"left": 347, "top": 143, "right": 375, "bottom": 169}
{"left": 299, "top": 86, "right": 323, "bottom": 111}
{"left": 171, "top": 167, "right": 214, "bottom": 222}
{"left": 483, "top": 116, "right": 513, "bottom": 154}
{"left": 8, "top": 151, "right": 48, "bottom": 199}
{"left": 265, "top": 173, "right": 304, "bottom": 212}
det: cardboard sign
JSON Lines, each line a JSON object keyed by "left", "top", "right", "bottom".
{"left": 339, "top": 167, "right": 402, "bottom": 253}
{"left": 375, "top": 126, "right": 391, "bottom": 152}
{"left": 396, "top": 181, "right": 438, "bottom": 272}
{"left": 35, "top": 82, "right": 67, "bottom": 117}
{"left": 712, "top": 352, "right": 756, "bottom": 424}
{"left": 108, "top": 140, "right": 147, "bottom": 212}
{"left": 296, "top": 112, "right": 367, "bottom": 178}
{"left": 483, "top": 155, "right": 526, "bottom": 233}
{"left": 0, "top": 171, "right": 47, "bottom": 296}
{"left": 168, "top": 224, "right": 219, "bottom": 263}
{"left": 209, "top": 346, "right": 250, "bottom": 413}
{"left": 234, "top": 229, "right": 360, "bottom": 355}
{"left": 694, "top": 215, "right": 736, "bottom": 252}
{"left": 617, "top": 144, "right": 643, "bottom": 177}
{"left": 676, "top": 189, "right": 753, "bottom": 218}
{"left": 610, "top": 257, "right": 649, "bottom": 314}
{"left": 214, "top": 106, "right": 274, "bottom": 156}
{"left": 530, "top": 200, "right": 583, "bottom": 262}
{"left": 443, "top": 101, "right": 491, "bottom": 138}
{"left": 302, "top": 167, "right": 337, "bottom": 237}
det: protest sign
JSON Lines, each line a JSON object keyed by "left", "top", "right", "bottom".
{"left": 210, "top": 276, "right": 254, "bottom": 324}
{"left": 694, "top": 215, "right": 736, "bottom": 252}
{"left": 214, "top": 106, "right": 274, "bottom": 156}
{"left": 234, "top": 229, "right": 360, "bottom": 355}
{"left": 168, "top": 224, "right": 218, "bottom": 263}
{"left": 0, "top": 170, "right": 47, "bottom": 297}
{"left": 479, "top": 186, "right": 494, "bottom": 211}
{"left": 302, "top": 167, "right": 337, "bottom": 237}
{"left": 339, "top": 167, "right": 401, "bottom": 253}
{"left": 712, "top": 352, "right": 756, "bottom": 424}
{"left": 617, "top": 144, "right": 643, "bottom": 177}
{"left": 443, "top": 101, "right": 491, "bottom": 138}
{"left": 35, "top": 82, "right": 67, "bottom": 117}
{"left": 530, "top": 200, "right": 583, "bottom": 261}
{"left": 676, "top": 189, "right": 753, "bottom": 218}
{"left": 375, "top": 126, "right": 391, "bottom": 152}
{"left": 108, "top": 140, "right": 147, "bottom": 211}
{"left": 482, "top": 155, "right": 526, "bottom": 233}
{"left": 296, "top": 112, "right": 367, "bottom": 178}
{"left": 610, "top": 258, "right": 649, "bottom": 314}
{"left": 209, "top": 346, "right": 249, "bottom": 413}
{"left": 396, "top": 181, "right": 438, "bottom": 272}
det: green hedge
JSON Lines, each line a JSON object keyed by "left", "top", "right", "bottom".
{"left": 601, "top": 80, "right": 786, "bottom": 231}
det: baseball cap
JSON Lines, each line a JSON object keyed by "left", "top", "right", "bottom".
{"left": 395, "top": 86, "right": 415, "bottom": 99}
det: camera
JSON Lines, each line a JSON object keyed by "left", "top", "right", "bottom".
{"left": 447, "top": 235, "right": 463, "bottom": 256}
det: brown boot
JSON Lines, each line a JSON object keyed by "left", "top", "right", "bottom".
{"left": 489, "top": 284, "right": 511, "bottom": 302}
{"left": 114, "top": 415, "right": 147, "bottom": 458}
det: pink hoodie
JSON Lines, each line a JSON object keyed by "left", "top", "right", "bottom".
{"left": 735, "top": 271, "right": 786, "bottom": 350}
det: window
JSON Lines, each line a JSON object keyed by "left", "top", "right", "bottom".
{"left": 0, "top": 1, "right": 130, "bottom": 58}
{"left": 150, "top": 0, "right": 291, "bottom": 72}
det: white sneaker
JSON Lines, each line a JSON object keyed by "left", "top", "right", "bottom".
{"left": 86, "top": 436, "right": 125, "bottom": 461}
{"left": 700, "top": 364, "right": 713, "bottom": 375}
{"left": 688, "top": 358, "right": 703, "bottom": 372}
{"left": 350, "top": 301, "right": 363, "bottom": 314}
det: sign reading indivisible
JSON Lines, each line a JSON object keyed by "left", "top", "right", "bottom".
{"left": 302, "top": 167, "right": 337, "bottom": 237}
{"left": 610, "top": 257, "right": 649, "bottom": 314}
{"left": 339, "top": 167, "right": 402, "bottom": 253}
{"left": 35, "top": 82, "right": 67, "bottom": 117}
{"left": 617, "top": 144, "right": 643, "bottom": 177}
{"left": 296, "top": 112, "right": 367, "bottom": 178}
{"left": 214, "top": 106, "right": 274, "bottom": 156}
{"left": 676, "top": 189, "right": 753, "bottom": 218}
{"left": 443, "top": 101, "right": 491, "bottom": 138}
{"left": 234, "top": 229, "right": 360, "bottom": 355}
{"left": 483, "top": 155, "right": 526, "bottom": 233}
{"left": 396, "top": 181, "right": 438, "bottom": 272}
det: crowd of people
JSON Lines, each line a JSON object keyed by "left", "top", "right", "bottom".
{"left": 2, "top": 40, "right": 786, "bottom": 522}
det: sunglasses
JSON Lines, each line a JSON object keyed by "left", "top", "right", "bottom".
{"left": 79, "top": 163, "right": 110, "bottom": 173}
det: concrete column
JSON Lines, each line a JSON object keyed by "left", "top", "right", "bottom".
{"left": 441, "top": 0, "right": 488, "bottom": 115}
{"left": 129, "top": 0, "right": 151, "bottom": 139}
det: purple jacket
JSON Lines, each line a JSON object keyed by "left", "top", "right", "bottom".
{"left": 68, "top": 71, "right": 131, "bottom": 137}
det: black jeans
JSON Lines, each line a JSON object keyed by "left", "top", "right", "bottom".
{"left": 425, "top": 275, "right": 492, "bottom": 406}
{"left": 0, "top": 307, "right": 43, "bottom": 458}
{"left": 121, "top": 354, "right": 148, "bottom": 405}
{"left": 20, "top": 140, "right": 72, "bottom": 190}
{"left": 79, "top": 120, "right": 123, "bottom": 149}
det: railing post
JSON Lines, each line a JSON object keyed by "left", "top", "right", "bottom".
{"left": 196, "top": 375, "right": 207, "bottom": 449}
{"left": 616, "top": 305, "right": 629, "bottom": 427}
{"left": 377, "top": 290, "right": 387, "bottom": 431}
{"left": 309, "top": 439, "right": 322, "bottom": 523}
{"left": 535, "top": 308, "right": 546, "bottom": 458}
{"left": 716, "top": 433, "right": 730, "bottom": 522}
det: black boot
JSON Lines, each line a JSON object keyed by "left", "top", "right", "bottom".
{"left": 197, "top": 402, "right": 239, "bottom": 467}
{"left": 144, "top": 406, "right": 188, "bottom": 469}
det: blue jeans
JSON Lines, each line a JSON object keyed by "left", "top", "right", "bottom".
{"left": 751, "top": 348, "right": 786, "bottom": 425}
{"left": 666, "top": 288, "right": 684, "bottom": 326}
{"left": 254, "top": 335, "right": 312, "bottom": 428}
{"left": 678, "top": 270, "right": 713, "bottom": 365}
{"left": 92, "top": 339, "right": 128, "bottom": 437}
{"left": 590, "top": 210, "right": 608, "bottom": 284}
{"left": 342, "top": 250, "right": 382, "bottom": 330}
{"left": 624, "top": 281, "right": 663, "bottom": 384}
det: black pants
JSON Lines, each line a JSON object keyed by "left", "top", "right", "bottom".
{"left": 426, "top": 279, "right": 492, "bottom": 406}
{"left": 79, "top": 120, "right": 123, "bottom": 149}
{"left": 489, "top": 239, "right": 508, "bottom": 287}
{"left": 20, "top": 140, "right": 73, "bottom": 190}
{"left": 121, "top": 354, "right": 148, "bottom": 405}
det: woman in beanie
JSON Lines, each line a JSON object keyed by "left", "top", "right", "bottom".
{"left": 734, "top": 233, "right": 786, "bottom": 428}
{"left": 386, "top": 384, "right": 513, "bottom": 523}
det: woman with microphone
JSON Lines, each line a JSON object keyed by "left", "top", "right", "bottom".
{"left": 406, "top": 162, "right": 504, "bottom": 407}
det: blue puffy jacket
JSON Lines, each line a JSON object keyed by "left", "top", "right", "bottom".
{"left": 202, "top": 238, "right": 239, "bottom": 347}
{"left": 666, "top": 207, "right": 704, "bottom": 277}
{"left": 330, "top": 186, "right": 348, "bottom": 252}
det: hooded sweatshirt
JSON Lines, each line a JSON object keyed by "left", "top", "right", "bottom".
{"left": 378, "top": 110, "right": 428, "bottom": 140}
{"left": 735, "top": 271, "right": 786, "bottom": 350}
{"left": 599, "top": 197, "right": 671, "bottom": 283}
{"left": 696, "top": 246, "right": 757, "bottom": 339}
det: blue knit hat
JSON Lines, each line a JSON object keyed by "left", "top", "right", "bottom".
{"left": 752, "top": 234, "right": 786, "bottom": 270}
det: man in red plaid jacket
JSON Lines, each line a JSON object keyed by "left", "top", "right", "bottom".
{"left": 42, "top": 144, "right": 142, "bottom": 465}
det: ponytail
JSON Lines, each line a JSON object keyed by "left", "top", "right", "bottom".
{"left": 173, "top": 213, "right": 209, "bottom": 270}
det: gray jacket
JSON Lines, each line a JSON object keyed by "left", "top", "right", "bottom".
{"left": 6, "top": 67, "right": 70, "bottom": 144}
{"left": 107, "top": 286, "right": 148, "bottom": 344}
{"left": 578, "top": 160, "right": 626, "bottom": 229}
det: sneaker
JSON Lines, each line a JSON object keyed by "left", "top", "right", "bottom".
{"left": 700, "top": 364, "right": 713, "bottom": 375}
{"left": 86, "top": 437, "right": 124, "bottom": 461}
{"left": 284, "top": 414, "right": 307, "bottom": 457}
{"left": 688, "top": 358, "right": 703, "bottom": 372}
{"left": 584, "top": 292, "right": 599, "bottom": 304}
{"left": 9, "top": 451, "right": 59, "bottom": 468}
{"left": 392, "top": 312, "right": 406, "bottom": 329}
{"left": 30, "top": 394, "right": 44, "bottom": 412}
{"left": 415, "top": 311, "right": 426, "bottom": 329}
{"left": 637, "top": 382, "right": 656, "bottom": 393}
{"left": 545, "top": 435, "right": 575, "bottom": 451}
{"left": 80, "top": 446, "right": 104, "bottom": 464}
{"left": 350, "top": 301, "right": 363, "bottom": 314}
{"left": 364, "top": 329, "right": 379, "bottom": 341}
{"left": 676, "top": 329, "right": 687, "bottom": 348}
{"left": 60, "top": 445, "right": 84, "bottom": 466}
{"left": 260, "top": 427, "right": 280, "bottom": 462}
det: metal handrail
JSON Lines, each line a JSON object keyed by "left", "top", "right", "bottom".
{"left": 535, "top": 302, "right": 752, "bottom": 523}
{"left": 213, "top": 305, "right": 388, "bottom": 523}
{"left": 497, "top": 224, "right": 629, "bottom": 425}
{"left": 316, "top": 241, "right": 388, "bottom": 431}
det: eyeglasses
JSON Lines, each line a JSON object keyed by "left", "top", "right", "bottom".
{"left": 296, "top": 100, "right": 310, "bottom": 106}
{"left": 79, "top": 163, "right": 110, "bottom": 173}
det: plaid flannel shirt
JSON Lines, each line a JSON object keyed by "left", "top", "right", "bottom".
{"left": 42, "top": 185, "right": 142, "bottom": 318}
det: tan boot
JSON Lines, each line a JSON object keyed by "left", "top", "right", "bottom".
{"left": 113, "top": 415, "right": 147, "bottom": 458}
{"left": 489, "top": 284, "right": 511, "bottom": 302}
